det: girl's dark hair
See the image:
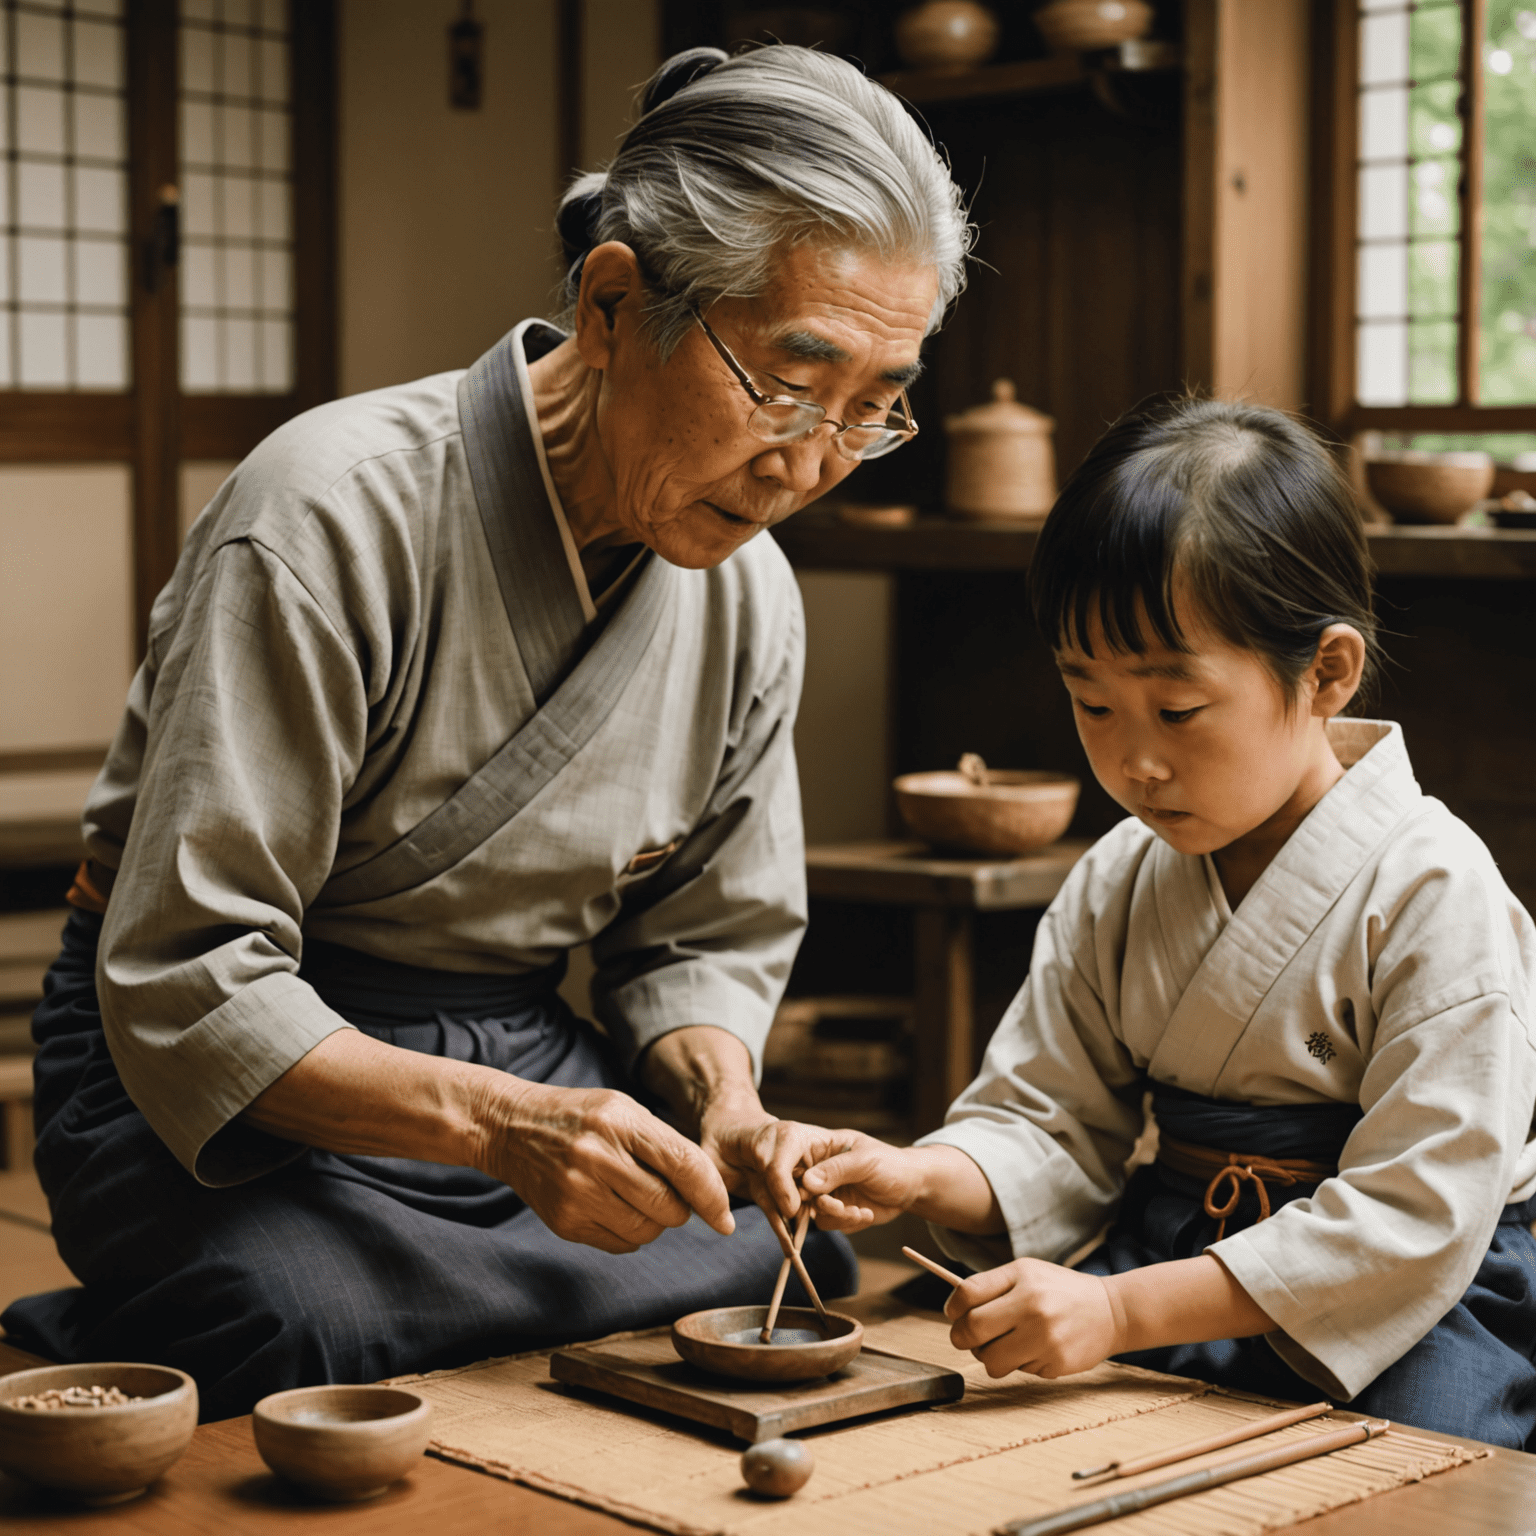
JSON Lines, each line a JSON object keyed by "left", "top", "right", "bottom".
{"left": 1029, "top": 396, "right": 1379, "bottom": 705}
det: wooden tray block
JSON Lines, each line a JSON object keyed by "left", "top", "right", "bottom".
{"left": 549, "top": 1334, "right": 965, "bottom": 1444}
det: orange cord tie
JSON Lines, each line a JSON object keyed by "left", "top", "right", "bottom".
{"left": 1156, "top": 1136, "right": 1336, "bottom": 1241}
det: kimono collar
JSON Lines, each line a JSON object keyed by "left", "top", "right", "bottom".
{"left": 458, "top": 319, "right": 646, "bottom": 702}
{"left": 1147, "top": 719, "right": 1421, "bottom": 1096}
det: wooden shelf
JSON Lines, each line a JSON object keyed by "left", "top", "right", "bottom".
{"left": 878, "top": 41, "right": 1180, "bottom": 106}
{"left": 774, "top": 512, "right": 1536, "bottom": 580}
{"left": 807, "top": 839, "right": 1089, "bottom": 912}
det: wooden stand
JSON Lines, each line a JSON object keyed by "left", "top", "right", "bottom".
{"left": 549, "top": 1333, "right": 964, "bottom": 1445}
{"left": 805, "top": 840, "right": 1088, "bottom": 1132}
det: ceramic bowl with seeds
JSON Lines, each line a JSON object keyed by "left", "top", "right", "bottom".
{"left": 0, "top": 1361, "right": 198, "bottom": 1505}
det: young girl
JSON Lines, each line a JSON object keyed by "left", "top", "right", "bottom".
{"left": 798, "top": 397, "right": 1536, "bottom": 1449}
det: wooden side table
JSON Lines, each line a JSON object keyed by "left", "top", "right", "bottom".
{"left": 805, "top": 840, "right": 1089, "bottom": 1132}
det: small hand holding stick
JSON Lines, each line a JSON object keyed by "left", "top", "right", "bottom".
{"left": 902, "top": 1245, "right": 964, "bottom": 1288}
{"left": 766, "top": 1205, "right": 828, "bottom": 1320}
{"left": 760, "top": 1206, "right": 812, "bottom": 1342}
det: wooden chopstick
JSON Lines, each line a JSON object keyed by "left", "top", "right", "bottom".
{"left": 760, "top": 1206, "right": 811, "bottom": 1342}
{"left": 765, "top": 1206, "right": 828, "bottom": 1318}
{"left": 1070, "top": 1400, "right": 1333, "bottom": 1481}
{"left": 993, "top": 1418, "right": 1391, "bottom": 1536}
{"left": 902, "top": 1245, "right": 964, "bottom": 1288}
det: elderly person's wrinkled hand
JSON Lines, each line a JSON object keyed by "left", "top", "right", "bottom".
{"left": 481, "top": 1078, "right": 736, "bottom": 1255}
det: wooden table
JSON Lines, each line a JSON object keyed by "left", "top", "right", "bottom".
{"left": 806, "top": 840, "right": 1089, "bottom": 1130}
{"left": 4, "top": 1330, "right": 1535, "bottom": 1535}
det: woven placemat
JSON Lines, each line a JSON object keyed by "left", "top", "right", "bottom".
{"left": 387, "top": 1312, "right": 1484, "bottom": 1536}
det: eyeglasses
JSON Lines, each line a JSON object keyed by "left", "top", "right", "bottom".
{"left": 694, "top": 309, "right": 919, "bottom": 462}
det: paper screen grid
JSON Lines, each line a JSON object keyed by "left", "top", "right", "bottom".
{"left": 1354, "top": 0, "right": 1465, "bottom": 406}
{"left": 0, "top": 0, "right": 129, "bottom": 390}
{"left": 178, "top": 0, "right": 292, "bottom": 394}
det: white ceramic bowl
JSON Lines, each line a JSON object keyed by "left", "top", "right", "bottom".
{"left": 0, "top": 1361, "right": 198, "bottom": 1505}
{"left": 253, "top": 1384, "right": 432, "bottom": 1502}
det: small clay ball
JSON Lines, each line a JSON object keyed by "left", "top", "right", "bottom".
{"left": 740, "top": 1438, "right": 814, "bottom": 1498}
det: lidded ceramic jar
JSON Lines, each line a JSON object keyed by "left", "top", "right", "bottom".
{"left": 943, "top": 379, "right": 1056, "bottom": 522}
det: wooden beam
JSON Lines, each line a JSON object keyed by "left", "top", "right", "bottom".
{"left": 1308, "top": 0, "right": 1358, "bottom": 429}
{"left": 558, "top": 0, "right": 583, "bottom": 187}
{"left": 126, "top": 0, "right": 182, "bottom": 657}
{"left": 1458, "top": 0, "right": 1487, "bottom": 407}
{"left": 1180, "top": 0, "right": 1220, "bottom": 392}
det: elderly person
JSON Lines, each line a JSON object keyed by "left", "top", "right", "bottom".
{"left": 4, "top": 44, "right": 969, "bottom": 1417}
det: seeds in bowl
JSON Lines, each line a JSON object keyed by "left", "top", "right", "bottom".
{"left": 6, "top": 1385, "right": 145, "bottom": 1410}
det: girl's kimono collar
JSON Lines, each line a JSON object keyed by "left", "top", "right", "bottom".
{"left": 1147, "top": 720, "right": 1419, "bottom": 1095}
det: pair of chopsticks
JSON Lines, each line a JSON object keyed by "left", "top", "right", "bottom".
{"left": 899, "top": 1247, "right": 1386, "bottom": 1536}
{"left": 761, "top": 1205, "right": 826, "bottom": 1341}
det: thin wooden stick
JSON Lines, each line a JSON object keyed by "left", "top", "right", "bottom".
{"left": 901, "top": 1245, "right": 964, "bottom": 1288}
{"left": 993, "top": 1419, "right": 1391, "bottom": 1536}
{"left": 760, "top": 1206, "right": 810, "bottom": 1342}
{"left": 1071, "top": 1399, "right": 1333, "bottom": 1481}
{"left": 764, "top": 1206, "right": 827, "bottom": 1318}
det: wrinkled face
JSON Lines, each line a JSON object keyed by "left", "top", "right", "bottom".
{"left": 1056, "top": 607, "right": 1321, "bottom": 858}
{"left": 588, "top": 242, "right": 938, "bottom": 568}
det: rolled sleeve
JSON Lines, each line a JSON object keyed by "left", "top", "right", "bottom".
{"left": 918, "top": 872, "right": 1146, "bottom": 1266}
{"left": 98, "top": 538, "right": 367, "bottom": 1184}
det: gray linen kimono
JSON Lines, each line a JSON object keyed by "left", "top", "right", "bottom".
{"left": 83, "top": 320, "right": 808, "bottom": 1186}
{"left": 2, "top": 322, "right": 858, "bottom": 1416}
{"left": 921, "top": 720, "right": 1536, "bottom": 1413}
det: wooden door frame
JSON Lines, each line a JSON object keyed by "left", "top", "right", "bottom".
{"left": 0, "top": 0, "right": 337, "bottom": 652}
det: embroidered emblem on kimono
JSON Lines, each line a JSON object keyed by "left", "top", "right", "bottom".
{"left": 1305, "top": 1031, "right": 1337, "bottom": 1065}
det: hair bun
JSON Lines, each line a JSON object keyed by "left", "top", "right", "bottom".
{"left": 640, "top": 47, "right": 727, "bottom": 116}
{"left": 557, "top": 171, "right": 606, "bottom": 271}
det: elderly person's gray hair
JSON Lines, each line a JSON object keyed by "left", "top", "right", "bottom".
{"left": 556, "top": 44, "right": 972, "bottom": 355}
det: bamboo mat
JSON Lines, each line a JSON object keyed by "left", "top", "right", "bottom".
{"left": 386, "top": 1313, "right": 1484, "bottom": 1536}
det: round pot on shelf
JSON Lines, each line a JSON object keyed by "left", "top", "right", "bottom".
{"left": 1033, "top": 0, "right": 1154, "bottom": 53}
{"left": 944, "top": 379, "right": 1056, "bottom": 522}
{"left": 1365, "top": 451, "right": 1495, "bottom": 525}
{"left": 894, "top": 1, "right": 1000, "bottom": 71}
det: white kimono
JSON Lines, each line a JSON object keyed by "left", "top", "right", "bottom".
{"left": 920, "top": 719, "right": 1536, "bottom": 1399}
{"left": 84, "top": 321, "right": 807, "bottom": 1187}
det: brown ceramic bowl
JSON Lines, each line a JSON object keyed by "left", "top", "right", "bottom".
{"left": 253, "top": 1385, "right": 432, "bottom": 1502}
{"left": 1034, "top": 0, "right": 1155, "bottom": 53}
{"left": 895, "top": 769, "right": 1080, "bottom": 856}
{"left": 672, "top": 1306, "right": 863, "bottom": 1383}
{"left": 1365, "top": 452, "right": 1496, "bottom": 524}
{"left": 0, "top": 1362, "right": 198, "bottom": 1505}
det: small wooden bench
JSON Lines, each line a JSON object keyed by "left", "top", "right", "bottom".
{"left": 806, "top": 839, "right": 1089, "bottom": 1132}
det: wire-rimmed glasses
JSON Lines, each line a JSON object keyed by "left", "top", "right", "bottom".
{"left": 694, "top": 310, "right": 919, "bottom": 462}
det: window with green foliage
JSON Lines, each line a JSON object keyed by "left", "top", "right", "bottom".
{"left": 1342, "top": 0, "right": 1536, "bottom": 452}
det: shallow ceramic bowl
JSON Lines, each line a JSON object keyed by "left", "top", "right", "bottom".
{"left": 0, "top": 1362, "right": 198, "bottom": 1505}
{"left": 1366, "top": 452, "right": 1495, "bottom": 524}
{"left": 672, "top": 1307, "right": 863, "bottom": 1383}
{"left": 895, "top": 769, "right": 1080, "bottom": 856}
{"left": 253, "top": 1385, "right": 432, "bottom": 1502}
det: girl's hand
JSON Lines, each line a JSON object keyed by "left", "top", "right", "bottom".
{"left": 945, "top": 1258, "right": 1119, "bottom": 1379}
{"left": 798, "top": 1133, "right": 924, "bottom": 1231}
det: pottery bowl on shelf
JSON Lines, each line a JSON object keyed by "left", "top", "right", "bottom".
{"left": 1033, "top": 0, "right": 1154, "bottom": 53}
{"left": 672, "top": 1306, "right": 864, "bottom": 1383}
{"left": 894, "top": 1, "right": 1000, "bottom": 71}
{"left": 1365, "top": 451, "right": 1496, "bottom": 524}
{"left": 0, "top": 1362, "right": 198, "bottom": 1505}
{"left": 895, "top": 763, "right": 1080, "bottom": 856}
{"left": 253, "top": 1384, "right": 433, "bottom": 1502}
